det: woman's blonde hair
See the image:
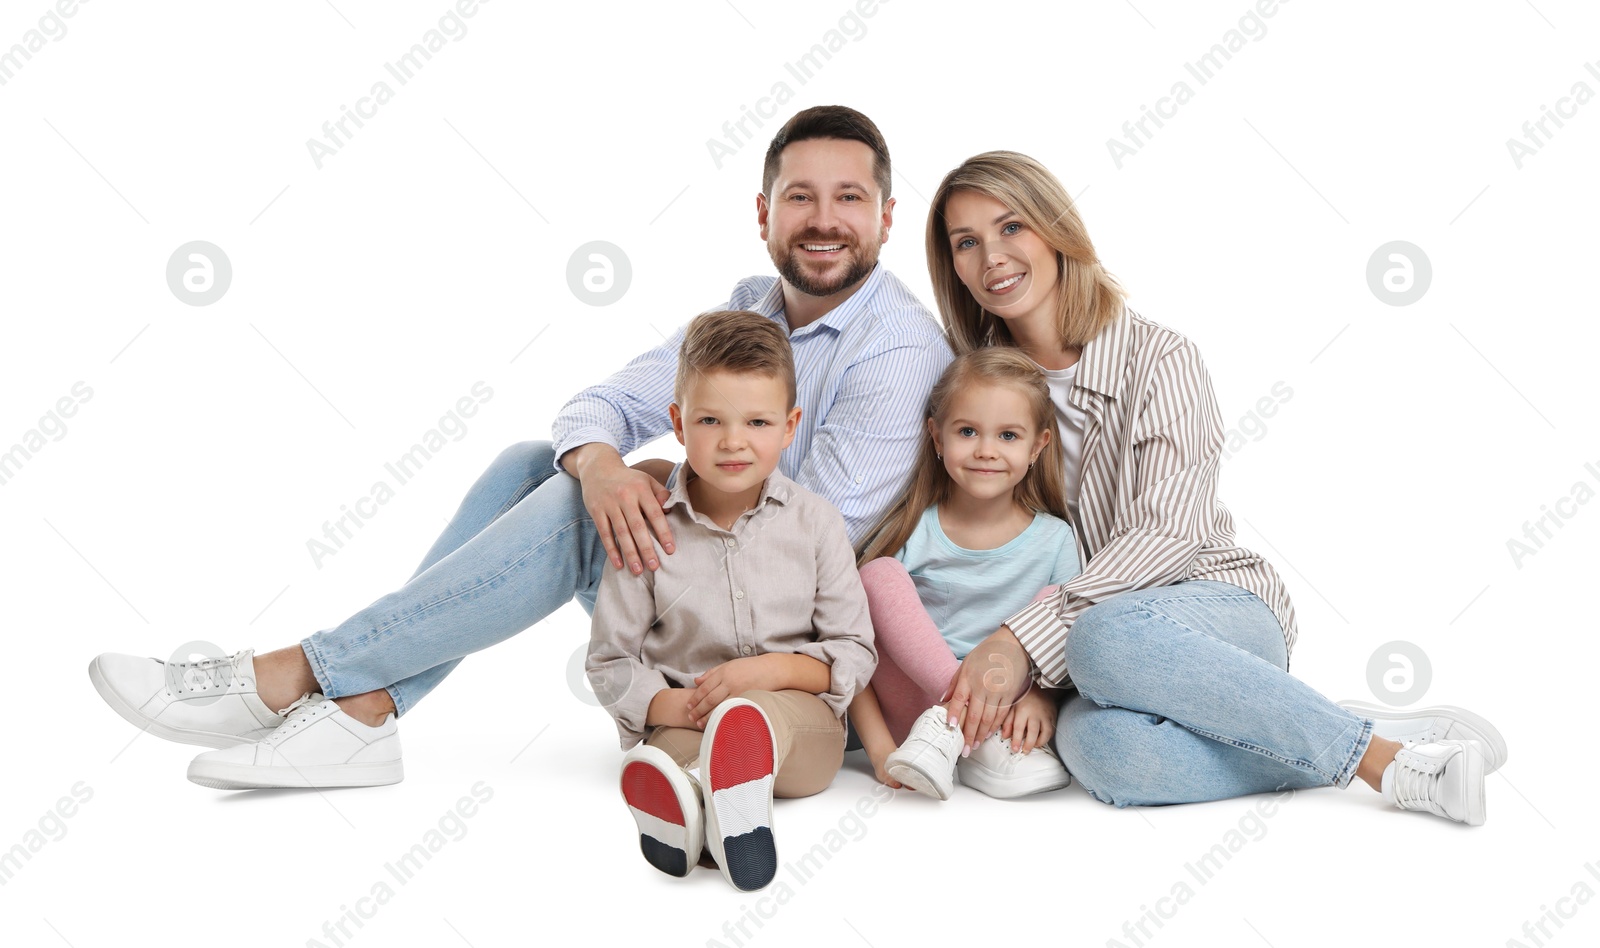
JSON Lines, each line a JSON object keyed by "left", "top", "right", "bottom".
{"left": 926, "top": 151, "right": 1127, "bottom": 356}
{"left": 855, "top": 349, "right": 1070, "bottom": 565}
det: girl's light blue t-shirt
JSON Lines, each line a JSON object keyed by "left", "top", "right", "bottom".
{"left": 894, "top": 505, "right": 1082, "bottom": 660}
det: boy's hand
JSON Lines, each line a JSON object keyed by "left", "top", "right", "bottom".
{"left": 999, "top": 684, "right": 1058, "bottom": 755}
{"left": 566, "top": 444, "right": 675, "bottom": 574}
{"left": 686, "top": 656, "right": 776, "bottom": 726}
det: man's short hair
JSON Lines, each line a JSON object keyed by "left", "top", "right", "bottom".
{"left": 762, "top": 105, "right": 891, "bottom": 202}
{"left": 675, "top": 310, "right": 797, "bottom": 410}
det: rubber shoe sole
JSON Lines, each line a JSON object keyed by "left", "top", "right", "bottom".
{"left": 620, "top": 746, "right": 703, "bottom": 878}
{"left": 1338, "top": 701, "right": 1508, "bottom": 773}
{"left": 701, "top": 699, "right": 777, "bottom": 892}
{"left": 186, "top": 758, "right": 402, "bottom": 790}
{"left": 885, "top": 749, "right": 955, "bottom": 800}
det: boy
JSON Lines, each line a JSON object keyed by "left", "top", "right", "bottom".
{"left": 586, "top": 309, "right": 876, "bottom": 892}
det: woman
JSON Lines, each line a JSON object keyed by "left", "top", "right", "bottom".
{"left": 922, "top": 151, "right": 1504, "bottom": 823}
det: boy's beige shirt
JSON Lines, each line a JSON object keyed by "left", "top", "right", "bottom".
{"left": 587, "top": 464, "right": 877, "bottom": 749}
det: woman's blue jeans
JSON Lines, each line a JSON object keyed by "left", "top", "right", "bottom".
{"left": 1052, "top": 581, "right": 1374, "bottom": 806}
{"left": 298, "top": 441, "right": 610, "bottom": 717}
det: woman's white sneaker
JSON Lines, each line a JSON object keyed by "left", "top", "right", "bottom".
{"left": 1381, "top": 739, "right": 1485, "bottom": 826}
{"left": 187, "top": 694, "right": 402, "bottom": 790}
{"left": 89, "top": 649, "right": 284, "bottom": 748}
{"left": 1338, "top": 700, "right": 1508, "bottom": 773}
{"left": 956, "top": 730, "right": 1073, "bottom": 799}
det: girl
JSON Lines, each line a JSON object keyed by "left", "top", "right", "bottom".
{"left": 847, "top": 348, "right": 1084, "bottom": 800}
{"left": 929, "top": 150, "right": 1506, "bottom": 824}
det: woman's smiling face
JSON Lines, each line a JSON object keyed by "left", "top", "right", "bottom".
{"left": 943, "top": 190, "right": 1061, "bottom": 330}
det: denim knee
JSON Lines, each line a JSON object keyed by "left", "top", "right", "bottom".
{"left": 1063, "top": 595, "right": 1149, "bottom": 698}
{"left": 492, "top": 440, "right": 559, "bottom": 480}
{"left": 1054, "top": 700, "right": 1159, "bottom": 807}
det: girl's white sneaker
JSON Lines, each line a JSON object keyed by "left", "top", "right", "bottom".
{"left": 956, "top": 730, "right": 1073, "bottom": 799}
{"left": 884, "top": 706, "right": 963, "bottom": 800}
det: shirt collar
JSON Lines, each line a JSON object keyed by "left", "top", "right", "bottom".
{"left": 754, "top": 263, "right": 888, "bottom": 338}
{"left": 663, "top": 463, "right": 794, "bottom": 520}
{"left": 1075, "top": 302, "right": 1132, "bottom": 398}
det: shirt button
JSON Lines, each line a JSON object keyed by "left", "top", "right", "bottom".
{"left": 725, "top": 538, "right": 736, "bottom": 548}
{"left": 735, "top": 590, "right": 744, "bottom": 599}
{"left": 742, "top": 645, "right": 753, "bottom": 655}
{"left": 855, "top": 476, "right": 862, "bottom": 484}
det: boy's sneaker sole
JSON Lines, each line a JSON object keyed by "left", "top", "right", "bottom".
{"left": 620, "top": 745, "right": 703, "bottom": 878}
{"left": 1337, "top": 701, "right": 1508, "bottom": 773}
{"left": 701, "top": 699, "right": 777, "bottom": 892}
{"left": 186, "top": 758, "right": 402, "bottom": 790}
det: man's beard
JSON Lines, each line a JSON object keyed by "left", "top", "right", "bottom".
{"left": 771, "top": 234, "right": 880, "bottom": 298}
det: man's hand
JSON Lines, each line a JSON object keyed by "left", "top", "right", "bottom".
{"left": 563, "top": 443, "right": 676, "bottom": 574}
{"left": 942, "top": 625, "right": 1032, "bottom": 752}
{"left": 686, "top": 656, "right": 777, "bottom": 727}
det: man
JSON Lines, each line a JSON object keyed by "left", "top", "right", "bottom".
{"left": 89, "top": 105, "right": 954, "bottom": 789}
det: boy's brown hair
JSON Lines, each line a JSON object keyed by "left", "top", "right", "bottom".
{"left": 674, "top": 310, "right": 797, "bottom": 409}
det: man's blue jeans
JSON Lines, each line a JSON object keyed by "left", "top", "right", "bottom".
{"left": 299, "top": 441, "right": 610, "bottom": 717}
{"left": 1052, "top": 581, "right": 1374, "bottom": 806}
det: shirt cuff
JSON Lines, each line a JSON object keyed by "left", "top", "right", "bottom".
{"left": 1004, "top": 598, "right": 1073, "bottom": 688}
{"left": 594, "top": 664, "right": 672, "bottom": 749}
{"left": 551, "top": 428, "right": 622, "bottom": 475}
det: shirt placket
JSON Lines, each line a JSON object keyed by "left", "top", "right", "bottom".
{"left": 716, "top": 523, "right": 756, "bottom": 658}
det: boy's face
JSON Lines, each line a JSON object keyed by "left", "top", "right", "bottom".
{"left": 669, "top": 369, "right": 801, "bottom": 498}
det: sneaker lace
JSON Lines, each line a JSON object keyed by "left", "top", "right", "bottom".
{"left": 264, "top": 693, "right": 329, "bottom": 744}
{"left": 1392, "top": 757, "right": 1442, "bottom": 813}
{"left": 166, "top": 649, "right": 254, "bottom": 695}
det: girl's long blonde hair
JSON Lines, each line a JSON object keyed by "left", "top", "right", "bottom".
{"left": 926, "top": 150, "right": 1127, "bottom": 356}
{"left": 856, "top": 349, "right": 1070, "bottom": 565}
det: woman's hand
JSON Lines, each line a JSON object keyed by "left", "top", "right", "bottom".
{"left": 1000, "top": 684, "right": 1057, "bottom": 755}
{"left": 942, "top": 625, "right": 1033, "bottom": 752}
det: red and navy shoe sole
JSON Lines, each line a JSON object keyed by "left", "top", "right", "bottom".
{"left": 703, "top": 701, "right": 778, "bottom": 892}
{"left": 621, "top": 754, "right": 698, "bottom": 877}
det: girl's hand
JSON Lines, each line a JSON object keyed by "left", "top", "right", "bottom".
{"left": 1000, "top": 684, "right": 1058, "bottom": 755}
{"left": 866, "top": 743, "right": 906, "bottom": 790}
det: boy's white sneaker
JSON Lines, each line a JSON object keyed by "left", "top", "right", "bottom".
{"left": 89, "top": 649, "right": 284, "bottom": 748}
{"left": 956, "top": 730, "right": 1073, "bottom": 799}
{"left": 1381, "top": 739, "right": 1486, "bottom": 826}
{"left": 1337, "top": 700, "right": 1507, "bottom": 773}
{"left": 620, "top": 744, "right": 704, "bottom": 878}
{"left": 700, "top": 698, "right": 778, "bottom": 891}
{"left": 884, "top": 705, "right": 963, "bottom": 800}
{"left": 187, "top": 694, "right": 402, "bottom": 790}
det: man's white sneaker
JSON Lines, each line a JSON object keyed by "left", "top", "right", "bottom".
{"left": 884, "top": 706, "right": 963, "bottom": 800}
{"left": 89, "top": 649, "right": 284, "bottom": 748}
{"left": 1381, "top": 739, "right": 1485, "bottom": 826}
{"left": 1338, "top": 700, "right": 1508, "bottom": 773}
{"left": 956, "top": 730, "right": 1073, "bottom": 799}
{"left": 187, "top": 694, "right": 402, "bottom": 790}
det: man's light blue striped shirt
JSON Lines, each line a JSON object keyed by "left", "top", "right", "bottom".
{"left": 551, "top": 265, "right": 953, "bottom": 545}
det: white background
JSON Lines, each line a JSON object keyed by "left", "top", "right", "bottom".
{"left": 3, "top": 1, "right": 1597, "bottom": 946}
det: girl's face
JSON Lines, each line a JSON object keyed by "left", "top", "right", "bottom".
{"left": 928, "top": 381, "right": 1050, "bottom": 505}
{"left": 943, "top": 190, "right": 1061, "bottom": 331}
